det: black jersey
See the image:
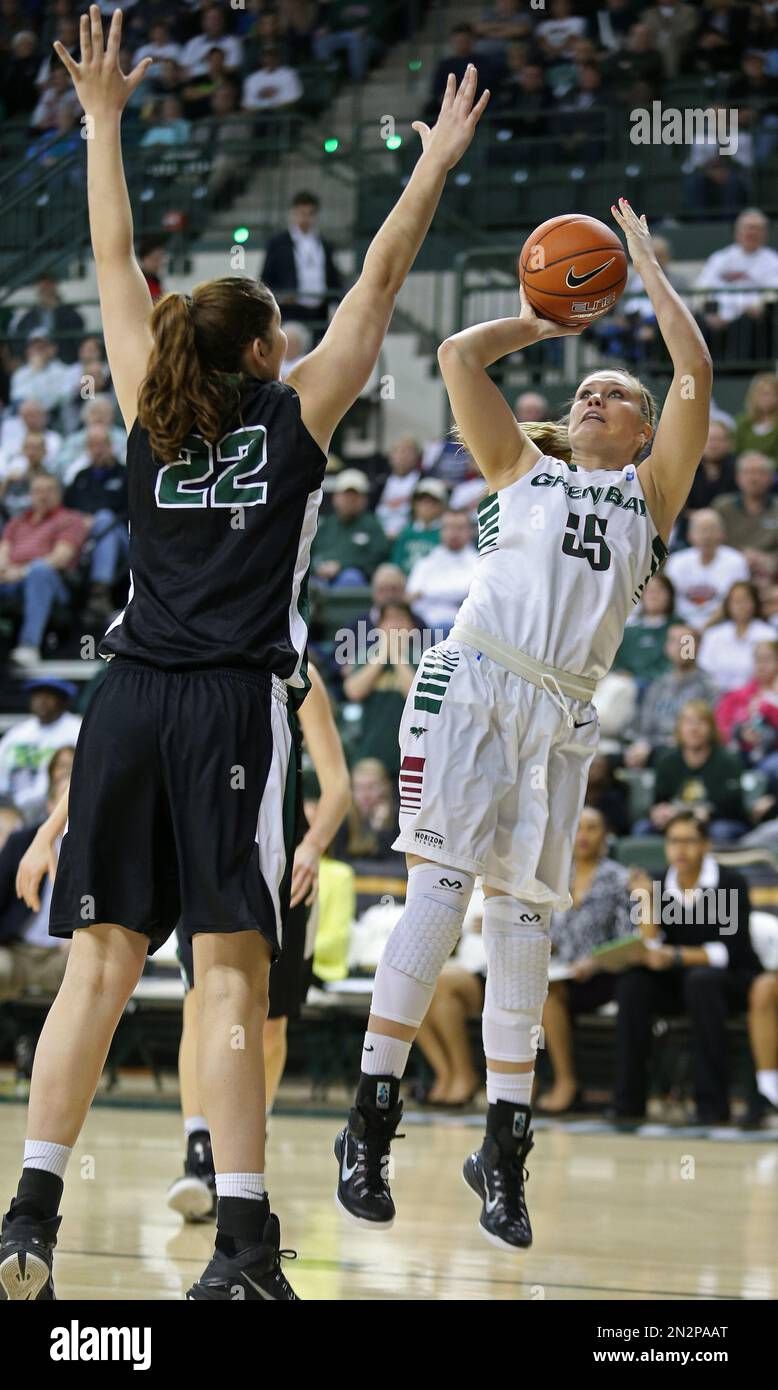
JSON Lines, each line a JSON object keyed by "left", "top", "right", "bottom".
{"left": 100, "top": 379, "right": 326, "bottom": 694}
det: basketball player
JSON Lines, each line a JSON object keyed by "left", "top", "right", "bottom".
{"left": 169, "top": 663, "right": 351, "bottom": 1222}
{"left": 335, "top": 198, "right": 713, "bottom": 1250}
{"left": 0, "top": 7, "right": 489, "bottom": 1301}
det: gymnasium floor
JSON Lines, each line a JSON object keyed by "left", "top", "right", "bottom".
{"left": 1, "top": 1092, "right": 775, "bottom": 1300}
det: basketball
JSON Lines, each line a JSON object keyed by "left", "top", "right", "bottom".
{"left": 519, "top": 214, "right": 629, "bottom": 326}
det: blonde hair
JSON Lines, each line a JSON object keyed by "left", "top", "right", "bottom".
{"left": 675, "top": 699, "right": 718, "bottom": 745}
{"left": 744, "top": 372, "right": 778, "bottom": 423}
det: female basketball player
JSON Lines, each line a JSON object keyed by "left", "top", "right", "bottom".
{"left": 169, "top": 663, "right": 351, "bottom": 1222}
{"left": 0, "top": 6, "right": 489, "bottom": 1301}
{"left": 335, "top": 198, "right": 713, "bottom": 1251}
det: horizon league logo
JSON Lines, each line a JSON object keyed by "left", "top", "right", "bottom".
{"left": 414, "top": 828, "right": 446, "bottom": 849}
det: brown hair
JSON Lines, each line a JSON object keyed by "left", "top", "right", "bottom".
{"left": 137, "top": 276, "right": 276, "bottom": 461}
{"left": 744, "top": 371, "right": 778, "bottom": 423}
{"left": 674, "top": 698, "right": 718, "bottom": 745}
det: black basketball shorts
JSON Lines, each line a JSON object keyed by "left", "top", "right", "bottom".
{"left": 49, "top": 658, "right": 298, "bottom": 955}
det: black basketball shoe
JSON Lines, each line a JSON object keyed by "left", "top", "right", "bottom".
{"left": 334, "top": 1075, "right": 404, "bottom": 1228}
{"left": 0, "top": 1207, "right": 60, "bottom": 1300}
{"left": 186, "top": 1213, "right": 298, "bottom": 1300}
{"left": 168, "top": 1130, "right": 216, "bottom": 1223}
{"left": 463, "top": 1101, "right": 534, "bottom": 1251}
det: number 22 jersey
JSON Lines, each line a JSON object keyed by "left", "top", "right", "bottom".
{"left": 101, "top": 379, "right": 327, "bottom": 693}
{"left": 455, "top": 453, "right": 668, "bottom": 682}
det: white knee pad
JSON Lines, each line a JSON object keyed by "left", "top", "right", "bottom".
{"left": 482, "top": 895, "right": 551, "bottom": 1063}
{"left": 370, "top": 863, "right": 475, "bottom": 1028}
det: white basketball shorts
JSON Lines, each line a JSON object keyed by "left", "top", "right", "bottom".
{"left": 393, "top": 639, "right": 600, "bottom": 908}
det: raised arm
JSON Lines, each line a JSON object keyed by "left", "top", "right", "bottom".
{"left": 613, "top": 200, "right": 714, "bottom": 543}
{"left": 437, "top": 287, "right": 584, "bottom": 491}
{"left": 287, "top": 65, "right": 490, "bottom": 453}
{"left": 54, "top": 6, "right": 154, "bottom": 433}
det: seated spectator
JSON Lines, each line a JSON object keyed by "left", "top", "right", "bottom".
{"left": 133, "top": 18, "right": 182, "bottom": 67}
{"left": 539, "top": 807, "right": 632, "bottom": 1113}
{"left": 0, "top": 399, "right": 61, "bottom": 472}
{"left": 695, "top": 209, "right": 778, "bottom": 361}
{"left": 63, "top": 424, "right": 129, "bottom": 624}
{"left": 0, "top": 680, "right": 80, "bottom": 822}
{"left": 261, "top": 191, "right": 342, "bottom": 329}
{"left": 422, "top": 436, "right": 478, "bottom": 488}
{"left": 584, "top": 753, "right": 631, "bottom": 836}
{"left": 684, "top": 152, "right": 751, "bottom": 221}
{"left": 642, "top": 0, "right": 699, "bottom": 77}
{"left": 391, "top": 478, "right": 448, "bottom": 575}
{"left": 415, "top": 885, "right": 486, "bottom": 1106}
{"left": 0, "top": 474, "right": 88, "bottom": 666}
{"left": 24, "top": 105, "right": 84, "bottom": 188}
{"left": 748, "top": 969, "right": 778, "bottom": 1120}
{"left": 553, "top": 63, "right": 608, "bottom": 164}
{"left": 716, "top": 638, "right": 778, "bottom": 776}
{"left": 475, "top": 0, "right": 529, "bottom": 61}
{"left": 594, "top": 0, "right": 643, "bottom": 52}
{"left": 625, "top": 623, "right": 718, "bottom": 767}
{"left": 180, "top": 46, "right": 232, "bottom": 121}
{"left": 10, "top": 332, "right": 70, "bottom": 419}
{"left": 343, "top": 601, "right": 419, "bottom": 778}
{"left": 0, "top": 432, "right": 50, "bottom": 520}
{"left": 514, "top": 390, "right": 549, "bottom": 422}
{"left": 536, "top": 0, "right": 588, "bottom": 61}
{"left": 58, "top": 396, "right": 125, "bottom": 475}
{"left": 602, "top": 20, "right": 663, "bottom": 101}
{"left": 3, "top": 31, "right": 40, "bottom": 119}
{"left": 614, "top": 810, "right": 762, "bottom": 1123}
{"left": 148, "top": 56, "right": 186, "bottom": 103}
{"left": 664, "top": 508, "right": 749, "bottom": 629}
{"left": 313, "top": 0, "right": 375, "bottom": 84}
{"left": 698, "top": 580, "right": 775, "bottom": 693}
{"left": 140, "top": 95, "right": 191, "bottom": 146}
{"left": 242, "top": 44, "right": 303, "bottom": 111}
{"left": 8, "top": 274, "right": 85, "bottom": 367}
{"left": 29, "top": 65, "right": 81, "bottom": 133}
{"left": 279, "top": 321, "right": 312, "bottom": 380}
{"left": 406, "top": 510, "right": 477, "bottom": 638}
{"left": 635, "top": 699, "right": 749, "bottom": 841}
{"left": 493, "top": 59, "right": 552, "bottom": 152}
{"left": 0, "top": 752, "right": 74, "bottom": 1009}
{"left": 193, "top": 83, "right": 255, "bottom": 204}
{"left": 342, "top": 758, "right": 397, "bottom": 859}
{"left": 138, "top": 237, "right": 167, "bottom": 303}
{"left": 0, "top": 803, "right": 24, "bottom": 853}
{"left": 735, "top": 372, "right": 778, "bottom": 466}
{"left": 333, "top": 563, "right": 410, "bottom": 670}
{"left": 180, "top": 2, "right": 243, "bottom": 77}
{"left": 313, "top": 469, "right": 389, "bottom": 586}
{"left": 689, "top": 0, "right": 750, "bottom": 78}
{"left": 615, "top": 572, "right": 676, "bottom": 687}
{"left": 684, "top": 418, "right": 737, "bottom": 514}
{"left": 375, "top": 437, "right": 423, "bottom": 540}
{"left": 601, "top": 237, "right": 689, "bottom": 367}
{"left": 425, "top": 23, "right": 499, "bottom": 120}
{"left": 714, "top": 451, "right": 778, "bottom": 584}
{"left": 729, "top": 48, "right": 778, "bottom": 164}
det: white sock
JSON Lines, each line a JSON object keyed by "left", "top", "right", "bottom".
{"left": 361, "top": 1030, "right": 411, "bottom": 1078}
{"left": 486, "top": 1069, "right": 533, "bottom": 1107}
{"left": 756, "top": 1069, "right": 778, "bottom": 1108}
{"left": 184, "top": 1115, "right": 209, "bottom": 1138}
{"left": 215, "top": 1172, "right": 266, "bottom": 1200}
{"left": 23, "top": 1140, "right": 71, "bottom": 1180}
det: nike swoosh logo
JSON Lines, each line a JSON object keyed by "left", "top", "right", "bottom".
{"left": 484, "top": 1174, "right": 499, "bottom": 1214}
{"left": 573, "top": 719, "right": 596, "bottom": 728}
{"left": 363, "top": 1044, "right": 374, "bottom": 1052}
{"left": 565, "top": 258, "right": 615, "bottom": 289}
{"left": 242, "top": 1274, "right": 275, "bottom": 1300}
{"left": 341, "top": 1141, "right": 358, "bottom": 1183}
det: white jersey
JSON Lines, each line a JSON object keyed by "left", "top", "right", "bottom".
{"left": 454, "top": 453, "right": 667, "bottom": 683}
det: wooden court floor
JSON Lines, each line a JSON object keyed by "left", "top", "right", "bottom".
{"left": 1, "top": 1101, "right": 776, "bottom": 1300}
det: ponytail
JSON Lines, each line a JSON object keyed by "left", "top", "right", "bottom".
{"left": 136, "top": 276, "right": 276, "bottom": 462}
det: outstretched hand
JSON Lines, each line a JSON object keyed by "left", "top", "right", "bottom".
{"left": 54, "top": 4, "right": 152, "bottom": 115}
{"left": 412, "top": 64, "right": 491, "bottom": 171}
{"left": 516, "top": 282, "right": 588, "bottom": 341}
{"left": 611, "top": 196, "right": 655, "bottom": 266}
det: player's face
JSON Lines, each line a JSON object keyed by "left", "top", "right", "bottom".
{"left": 568, "top": 374, "right": 650, "bottom": 464}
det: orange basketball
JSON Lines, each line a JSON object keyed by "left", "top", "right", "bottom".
{"left": 518, "top": 213, "right": 628, "bottom": 326}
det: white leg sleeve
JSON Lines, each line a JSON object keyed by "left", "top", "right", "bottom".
{"left": 481, "top": 895, "right": 552, "bottom": 1063}
{"left": 369, "top": 863, "right": 475, "bottom": 1029}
